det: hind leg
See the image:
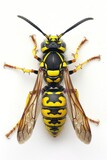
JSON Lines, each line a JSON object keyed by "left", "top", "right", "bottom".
{"left": 5, "top": 91, "right": 33, "bottom": 138}
{"left": 74, "top": 88, "right": 100, "bottom": 125}
{"left": 5, "top": 122, "right": 19, "bottom": 138}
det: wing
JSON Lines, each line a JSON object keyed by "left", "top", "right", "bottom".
{"left": 17, "top": 68, "right": 43, "bottom": 143}
{"left": 64, "top": 68, "right": 91, "bottom": 144}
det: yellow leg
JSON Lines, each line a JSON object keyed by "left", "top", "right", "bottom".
{"left": 72, "top": 37, "right": 88, "bottom": 60}
{"left": 30, "top": 35, "right": 41, "bottom": 62}
{"left": 30, "top": 35, "right": 38, "bottom": 57}
{"left": 73, "top": 55, "right": 101, "bottom": 73}
{"left": 4, "top": 63, "right": 37, "bottom": 74}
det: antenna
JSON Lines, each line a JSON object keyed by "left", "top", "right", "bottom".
{"left": 59, "top": 17, "right": 93, "bottom": 38}
{"left": 17, "top": 15, "right": 49, "bottom": 39}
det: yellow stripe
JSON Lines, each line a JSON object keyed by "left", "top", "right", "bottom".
{"left": 43, "top": 52, "right": 50, "bottom": 61}
{"left": 40, "top": 62, "right": 44, "bottom": 67}
{"left": 58, "top": 46, "right": 66, "bottom": 52}
{"left": 44, "top": 91, "right": 53, "bottom": 94}
{"left": 56, "top": 92, "right": 62, "bottom": 94}
{"left": 41, "top": 108, "right": 67, "bottom": 118}
{"left": 46, "top": 78, "right": 53, "bottom": 83}
{"left": 42, "top": 97, "right": 66, "bottom": 107}
{"left": 45, "top": 126, "right": 63, "bottom": 133}
{"left": 47, "top": 70, "right": 59, "bottom": 76}
{"left": 56, "top": 52, "right": 64, "bottom": 62}
{"left": 54, "top": 78, "right": 61, "bottom": 83}
{"left": 41, "top": 46, "right": 48, "bottom": 52}
{"left": 45, "top": 126, "right": 63, "bottom": 136}
{"left": 43, "top": 118, "right": 66, "bottom": 126}
{"left": 63, "top": 62, "right": 67, "bottom": 67}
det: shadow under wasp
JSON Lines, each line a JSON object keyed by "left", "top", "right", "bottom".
{"left": 4, "top": 15, "right": 100, "bottom": 144}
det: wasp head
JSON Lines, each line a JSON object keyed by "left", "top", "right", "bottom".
{"left": 41, "top": 35, "right": 66, "bottom": 53}
{"left": 17, "top": 15, "right": 93, "bottom": 54}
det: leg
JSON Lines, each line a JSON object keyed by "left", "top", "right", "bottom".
{"left": 30, "top": 35, "right": 41, "bottom": 62}
{"left": 67, "top": 37, "right": 88, "bottom": 65}
{"left": 74, "top": 88, "right": 100, "bottom": 126}
{"left": 4, "top": 63, "right": 38, "bottom": 74}
{"left": 87, "top": 117, "right": 100, "bottom": 125}
{"left": 73, "top": 37, "right": 88, "bottom": 60}
{"left": 6, "top": 122, "right": 19, "bottom": 138}
{"left": 69, "top": 55, "right": 101, "bottom": 74}
{"left": 6, "top": 91, "right": 33, "bottom": 138}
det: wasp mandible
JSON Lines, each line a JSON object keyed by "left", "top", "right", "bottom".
{"left": 4, "top": 15, "right": 100, "bottom": 144}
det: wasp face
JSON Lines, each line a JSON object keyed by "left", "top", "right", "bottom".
{"left": 41, "top": 35, "right": 66, "bottom": 53}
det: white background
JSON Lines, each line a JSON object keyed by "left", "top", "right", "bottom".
{"left": 0, "top": 0, "right": 107, "bottom": 160}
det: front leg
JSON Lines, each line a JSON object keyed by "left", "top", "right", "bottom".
{"left": 30, "top": 35, "right": 42, "bottom": 62}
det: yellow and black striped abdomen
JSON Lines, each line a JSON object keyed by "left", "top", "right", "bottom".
{"left": 41, "top": 89, "right": 67, "bottom": 137}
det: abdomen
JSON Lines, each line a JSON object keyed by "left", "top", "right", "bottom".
{"left": 41, "top": 88, "right": 67, "bottom": 136}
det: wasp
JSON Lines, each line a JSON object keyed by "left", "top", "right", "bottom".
{"left": 4, "top": 15, "right": 100, "bottom": 144}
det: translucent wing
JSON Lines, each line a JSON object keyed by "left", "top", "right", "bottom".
{"left": 17, "top": 68, "right": 43, "bottom": 143}
{"left": 64, "top": 68, "right": 91, "bottom": 144}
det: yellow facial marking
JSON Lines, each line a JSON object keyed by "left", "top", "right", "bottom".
{"left": 48, "top": 35, "right": 59, "bottom": 41}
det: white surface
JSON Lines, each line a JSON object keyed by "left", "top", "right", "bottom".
{"left": 0, "top": 0, "right": 107, "bottom": 160}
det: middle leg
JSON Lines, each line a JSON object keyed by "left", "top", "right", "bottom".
{"left": 4, "top": 63, "right": 38, "bottom": 74}
{"left": 69, "top": 55, "right": 101, "bottom": 74}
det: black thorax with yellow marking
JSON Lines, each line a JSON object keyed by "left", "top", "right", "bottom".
{"left": 40, "top": 35, "right": 67, "bottom": 87}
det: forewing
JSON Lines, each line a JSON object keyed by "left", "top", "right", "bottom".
{"left": 17, "top": 68, "right": 43, "bottom": 143}
{"left": 64, "top": 68, "right": 91, "bottom": 144}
